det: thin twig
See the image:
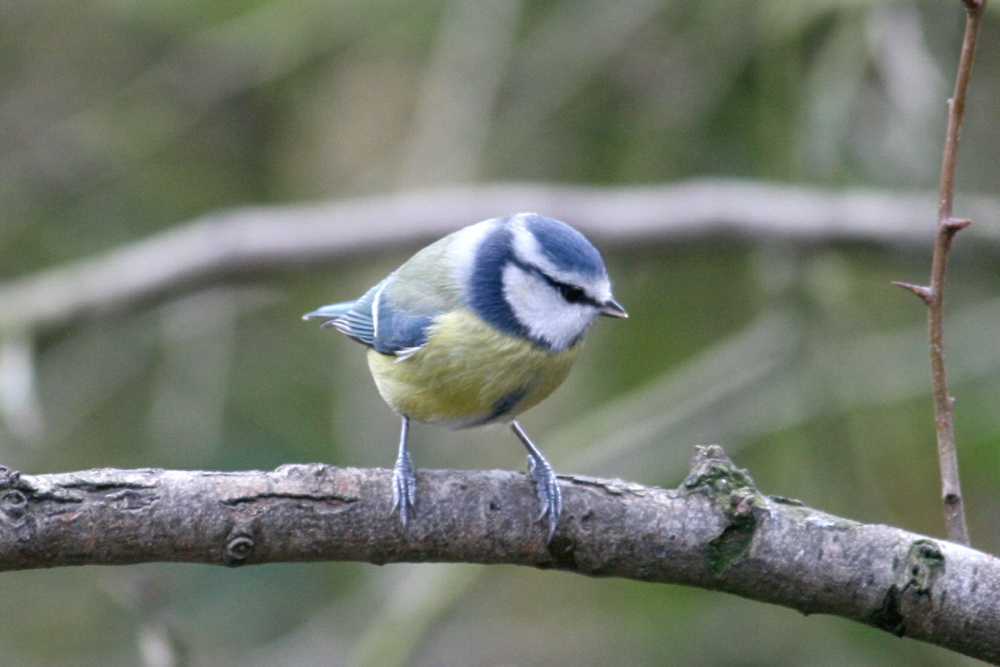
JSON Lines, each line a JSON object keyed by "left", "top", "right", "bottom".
{"left": 927, "top": 0, "right": 986, "bottom": 546}
{"left": 894, "top": 0, "right": 986, "bottom": 546}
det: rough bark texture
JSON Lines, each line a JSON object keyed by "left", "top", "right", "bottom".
{"left": 0, "top": 447, "right": 997, "bottom": 664}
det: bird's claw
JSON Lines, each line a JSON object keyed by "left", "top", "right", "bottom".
{"left": 527, "top": 454, "right": 562, "bottom": 542}
{"left": 391, "top": 450, "right": 417, "bottom": 526}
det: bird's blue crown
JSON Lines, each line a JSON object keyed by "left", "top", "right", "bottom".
{"left": 520, "top": 213, "right": 607, "bottom": 279}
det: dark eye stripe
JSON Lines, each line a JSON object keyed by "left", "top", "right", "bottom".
{"left": 510, "top": 257, "right": 598, "bottom": 308}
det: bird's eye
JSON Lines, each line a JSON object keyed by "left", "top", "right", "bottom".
{"left": 557, "top": 282, "right": 587, "bottom": 304}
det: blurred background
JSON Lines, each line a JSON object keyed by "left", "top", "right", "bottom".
{"left": 2, "top": 0, "right": 1000, "bottom": 665}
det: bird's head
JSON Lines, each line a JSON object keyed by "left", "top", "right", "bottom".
{"left": 459, "top": 213, "right": 627, "bottom": 352}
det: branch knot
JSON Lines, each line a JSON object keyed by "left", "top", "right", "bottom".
{"left": 224, "top": 530, "right": 256, "bottom": 566}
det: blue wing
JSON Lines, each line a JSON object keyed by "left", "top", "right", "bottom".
{"left": 304, "top": 279, "right": 435, "bottom": 356}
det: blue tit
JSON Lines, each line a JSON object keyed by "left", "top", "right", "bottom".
{"left": 304, "top": 212, "right": 627, "bottom": 540}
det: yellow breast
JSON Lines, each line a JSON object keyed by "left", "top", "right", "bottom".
{"left": 366, "top": 309, "right": 581, "bottom": 427}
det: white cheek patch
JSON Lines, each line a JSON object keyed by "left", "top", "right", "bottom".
{"left": 502, "top": 264, "right": 596, "bottom": 351}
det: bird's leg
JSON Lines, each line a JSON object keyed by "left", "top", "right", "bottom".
{"left": 510, "top": 420, "right": 562, "bottom": 541}
{"left": 391, "top": 416, "right": 417, "bottom": 525}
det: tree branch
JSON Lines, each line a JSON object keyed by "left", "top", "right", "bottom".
{"left": 6, "top": 179, "right": 1000, "bottom": 332}
{"left": 0, "top": 446, "right": 997, "bottom": 663}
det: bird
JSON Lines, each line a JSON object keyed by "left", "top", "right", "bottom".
{"left": 303, "top": 212, "right": 627, "bottom": 540}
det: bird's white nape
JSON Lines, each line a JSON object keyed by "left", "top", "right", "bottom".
{"left": 447, "top": 218, "right": 499, "bottom": 289}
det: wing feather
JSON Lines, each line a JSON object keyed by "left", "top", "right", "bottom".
{"left": 305, "top": 278, "right": 435, "bottom": 355}
{"left": 306, "top": 227, "right": 479, "bottom": 356}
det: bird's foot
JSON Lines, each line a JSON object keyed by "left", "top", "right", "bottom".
{"left": 527, "top": 453, "right": 562, "bottom": 542}
{"left": 391, "top": 449, "right": 417, "bottom": 526}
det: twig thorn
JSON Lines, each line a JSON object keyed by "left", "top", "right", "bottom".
{"left": 891, "top": 281, "right": 933, "bottom": 304}
{"left": 944, "top": 217, "right": 972, "bottom": 233}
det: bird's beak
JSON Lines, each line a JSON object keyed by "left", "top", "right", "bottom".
{"left": 599, "top": 298, "right": 628, "bottom": 318}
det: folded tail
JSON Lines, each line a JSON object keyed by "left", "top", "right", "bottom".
{"left": 302, "top": 301, "right": 356, "bottom": 325}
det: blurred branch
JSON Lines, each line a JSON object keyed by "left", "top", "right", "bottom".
{"left": 892, "top": 0, "right": 986, "bottom": 546}
{"left": 0, "top": 447, "right": 998, "bottom": 663}
{"left": 4, "top": 179, "right": 1000, "bottom": 332}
